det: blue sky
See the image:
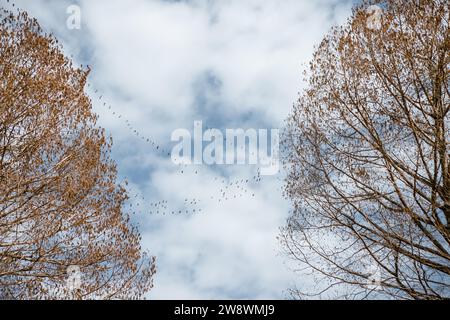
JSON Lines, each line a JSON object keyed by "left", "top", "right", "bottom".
{"left": 5, "top": 0, "right": 355, "bottom": 299}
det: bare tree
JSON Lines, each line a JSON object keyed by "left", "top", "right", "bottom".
{"left": 282, "top": 0, "right": 449, "bottom": 299}
{"left": 0, "top": 9, "right": 156, "bottom": 299}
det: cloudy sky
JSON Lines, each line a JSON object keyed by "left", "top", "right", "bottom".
{"left": 5, "top": 0, "right": 355, "bottom": 299}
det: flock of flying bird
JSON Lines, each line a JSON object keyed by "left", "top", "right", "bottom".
{"left": 86, "top": 82, "right": 267, "bottom": 217}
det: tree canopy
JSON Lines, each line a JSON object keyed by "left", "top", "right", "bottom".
{"left": 0, "top": 9, "right": 155, "bottom": 299}
{"left": 283, "top": 0, "right": 449, "bottom": 299}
